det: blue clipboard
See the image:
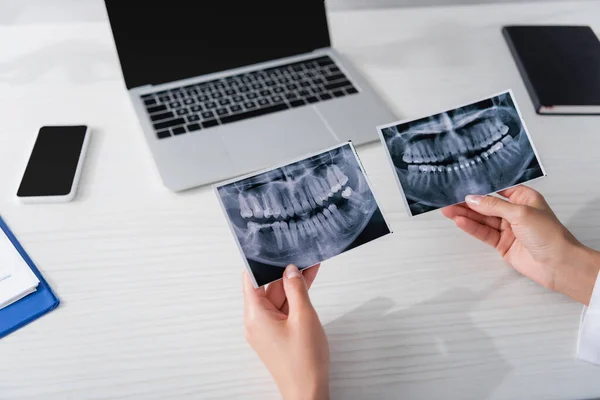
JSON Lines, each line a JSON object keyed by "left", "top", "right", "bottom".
{"left": 0, "top": 216, "right": 59, "bottom": 339}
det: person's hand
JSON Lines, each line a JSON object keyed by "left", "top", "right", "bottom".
{"left": 243, "top": 264, "right": 330, "bottom": 400}
{"left": 442, "top": 185, "right": 600, "bottom": 306}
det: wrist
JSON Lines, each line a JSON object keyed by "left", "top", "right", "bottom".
{"left": 282, "top": 379, "right": 329, "bottom": 400}
{"left": 308, "top": 383, "right": 329, "bottom": 400}
{"left": 554, "top": 243, "right": 600, "bottom": 306}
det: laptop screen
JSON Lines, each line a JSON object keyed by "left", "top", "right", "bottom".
{"left": 105, "top": 1, "right": 331, "bottom": 89}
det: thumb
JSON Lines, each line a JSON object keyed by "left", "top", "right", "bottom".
{"left": 283, "top": 265, "right": 314, "bottom": 317}
{"left": 465, "top": 194, "right": 523, "bottom": 223}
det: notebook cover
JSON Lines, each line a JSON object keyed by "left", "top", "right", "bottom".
{"left": 0, "top": 216, "right": 60, "bottom": 339}
{"left": 502, "top": 25, "right": 600, "bottom": 114}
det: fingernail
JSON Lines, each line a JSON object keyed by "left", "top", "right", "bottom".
{"left": 465, "top": 195, "right": 483, "bottom": 205}
{"left": 285, "top": 265, "right": 302, "bottom": 280}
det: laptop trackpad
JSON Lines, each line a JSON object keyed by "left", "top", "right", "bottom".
{"left": 221, "top": 107, "right": 338, "bottom": 173}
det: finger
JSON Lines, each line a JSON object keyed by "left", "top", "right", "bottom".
{"left": 441, "top": 205, "right": 461, "bottom": 220}
{"left": 302, "top": 263, "right": 320, "bottom": 290}
{"left": 465, "top": 194, "right": 524, "bottom": 224}
{"left": 498, "top": 187, "right": 519, "bottom": 198}
{"left": 496, "top": 228, "right": 516, "bottom": 257}
{"left": 282, "top": 264, "right": 315, "bottom": 318}
{"left": 454, "top": 216, "right": 501, "bottom": 248}
{"left": 278, "top": 264, "right": 321, "bottom": 315}
{"left": 244, "top": 270, "right": 286, "bottom": 324}
{"left": 442, "top": 203, "right": 475, "bottom": 221}
{"left": 266, "top": 264, "right": 320, "bottom": 311}
{"left": 498, "top": 185, "right": 548, "bottom": 210}
{"left": 265, "top": 279, "right": 286, "bottom": 310}
{"left": 242, "top": 270, "right": 266, "bottom": 308}
{"left": 442, "top": 204, "right": 502, "bottom": 230}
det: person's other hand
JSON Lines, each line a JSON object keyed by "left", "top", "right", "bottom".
{"left": 442, "top": 185, "right": 600, "bottom": 305}
{"left": 243, "top": 264, "right": 329, "bottom": 400}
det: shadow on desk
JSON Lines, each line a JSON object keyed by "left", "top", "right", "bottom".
{"left": 566, "top": 198, "right": 600, "bottom": 251}
{"left": 325, "top": 288, "right": 512, "bottom": 399}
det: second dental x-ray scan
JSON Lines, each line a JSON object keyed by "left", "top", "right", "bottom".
{"left": 379, "top": 91, "right": 546, "bottom": 216}
{"left": 216, "top": 142, "right": 391, "bottom": 287}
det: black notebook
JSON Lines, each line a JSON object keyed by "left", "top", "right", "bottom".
{"left": 503, "top": 25, "right": 600, "bottom": 115}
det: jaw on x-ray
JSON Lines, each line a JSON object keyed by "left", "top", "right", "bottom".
{"left": 381, "top": 92, "right": 545, "bottom": 216}
{"left": 217, "top": 143, "right": 388, "bottom": 283}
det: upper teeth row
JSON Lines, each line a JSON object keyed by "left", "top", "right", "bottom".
{"left": 403, "top": 121, "right": 509, "bottom": 164}
{"left": 239, "top": 165, "right": 351, "bottom": 219}
{"left": 409, "top": 140, "right": 506, "bottom": 173}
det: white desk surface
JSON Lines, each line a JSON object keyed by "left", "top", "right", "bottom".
{"left": 1, "top": 1, "right": 600, "bottom": 399}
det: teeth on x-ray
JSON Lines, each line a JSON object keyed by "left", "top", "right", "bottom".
{"left": 381, "top": 92, "right": 545, "bottom": 215}
{"left": 218, "top": 144, "right": 379, "bottom": 269}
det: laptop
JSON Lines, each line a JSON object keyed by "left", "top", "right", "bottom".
{"left": 104, "top": 0, "right": 396, "bottom": 191}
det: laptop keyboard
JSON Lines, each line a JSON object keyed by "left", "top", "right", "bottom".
{"left": 140, "top": 56, "right": 358, "bottom": 139}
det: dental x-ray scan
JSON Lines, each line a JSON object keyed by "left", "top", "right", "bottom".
{"left": 215, "top": 142, "right": 391, "bottom": 287}
{"left": 378, "top": 91, "right": 546, "bottom": 216}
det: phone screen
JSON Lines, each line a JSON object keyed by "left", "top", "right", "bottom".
{"left": 17, "top": 126, "right": 88, "bottom": 197}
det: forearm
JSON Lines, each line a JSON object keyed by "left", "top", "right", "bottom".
{"left": 555, "top": 244, "right": 600, "bottom": 306}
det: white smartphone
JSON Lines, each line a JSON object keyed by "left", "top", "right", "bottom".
{"left": 17, "top": 125, "right": 90, "bottom": 203}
